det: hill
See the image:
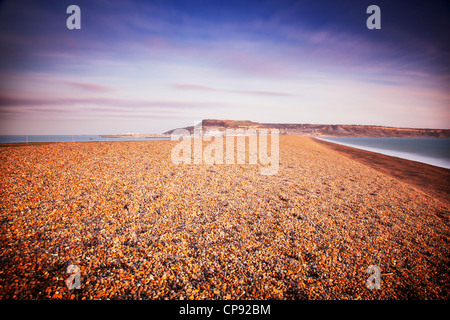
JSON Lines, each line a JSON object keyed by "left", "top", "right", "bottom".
{"left": 165, "top": 119, "right": 450, "bottom": 138}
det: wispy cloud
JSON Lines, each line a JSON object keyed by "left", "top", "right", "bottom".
{"left": 62, "top": 81, "right": 116, "bottom": 93}
{"left": 0, "top": 94, "right": 228, "bottom": 109}
{"left": 173, "top": 83, "right": 298, "bottom": 97}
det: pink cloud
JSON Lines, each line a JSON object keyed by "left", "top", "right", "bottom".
{"left": 173, "top": 83, "right": 215, "bottom": 91}
{"left": 173, "top": 83, "right": 298, "bottom": 97}
{"left": 63, "top": 81, "right": 116, "bottom": 92}
{"left": 0, "top": 97, "right": 204, "bottom": 122}
{"left": 0, "top": 106, "right": 189, "bottom": 121}
{"left": 0, "top": 94, "right": 227, "bottom": 109}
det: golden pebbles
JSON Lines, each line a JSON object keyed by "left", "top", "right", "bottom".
{"left": 0, "top": 137, "right": 449, "bottom": 299}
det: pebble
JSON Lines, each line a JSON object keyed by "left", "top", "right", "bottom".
{"left": 0, "top": 137, "right": 449, "bottom": 299}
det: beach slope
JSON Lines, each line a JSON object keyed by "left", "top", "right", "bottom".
{"left": 0, "top": 136, "right": 448, "bottom": 299}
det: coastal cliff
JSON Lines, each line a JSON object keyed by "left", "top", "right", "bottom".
{"left": 165, "top": 119, "right": 450, "bottom": 138}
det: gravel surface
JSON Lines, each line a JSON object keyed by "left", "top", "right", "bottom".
{"left": 0, "top": 136, "right": 449, "bottom": 299}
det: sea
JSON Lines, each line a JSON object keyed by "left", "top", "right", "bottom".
{"left": 318, "top": 137, "right": 450, "bottom": 169}
{"left": 0, "top": 135, "right": 170, "bottom": 144}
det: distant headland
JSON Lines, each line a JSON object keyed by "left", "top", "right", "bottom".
{"left": 164, "top": 119, "right": 450, "bottom": 138}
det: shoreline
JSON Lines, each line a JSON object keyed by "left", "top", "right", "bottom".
{"left": 313, "top": 137, "right": 450, "bottom": 205}
{"left": 316, "top": 136, "right": 450, "bottom": 169}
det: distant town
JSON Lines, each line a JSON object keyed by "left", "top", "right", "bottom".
{"left": 101, "top": 133, "right": 170, "bottom": 138}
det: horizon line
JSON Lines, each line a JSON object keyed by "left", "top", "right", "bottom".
{"left": 2, "top": 121, "right": 450, "bottom": 136}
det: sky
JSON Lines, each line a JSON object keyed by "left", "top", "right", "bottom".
{"left": 0, "top": 0, "right": 449, "bottom": 135}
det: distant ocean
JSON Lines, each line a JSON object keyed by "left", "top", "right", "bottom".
{"left": 319, "top": 137, "right": 450, "bottom": 169}
{"left": 0, "top": 135, "right": 170, "bottom": 144}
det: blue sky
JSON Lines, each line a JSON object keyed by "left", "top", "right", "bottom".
{"left": 0, "top": 0, "right": 449, "bottom": 134}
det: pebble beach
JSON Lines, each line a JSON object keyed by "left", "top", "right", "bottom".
{"left": 0, "top": 135, "right": 449, "bottom": 299}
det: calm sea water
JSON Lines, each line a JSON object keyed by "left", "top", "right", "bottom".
{"left": 0, "top": 135, "right": 170, "bottom": 143}
{"left": 319, "top": 137, "right": 450, "bottom": 169}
